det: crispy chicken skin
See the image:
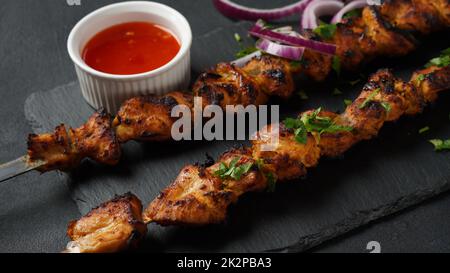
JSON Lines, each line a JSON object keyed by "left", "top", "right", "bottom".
{"left": 27, "top": 124, "right": 76, "bottom": 171}
{"left": 144, "top": 148, "right": 266, "bottom": 225}
{"left": 143, "top": 64, "right": 450, "bottom": 227}
{"left": 28, "top": 110, "right": 120, "bottom": 172}
{"left": 113, "top": 91, "right": 193, "bottom": 142}
{"left": 65, "top": 193, "right": 147, "bottom": 253}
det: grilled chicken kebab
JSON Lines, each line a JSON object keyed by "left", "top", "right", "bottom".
{"left": 28, "top": 0, "right": 450, "bottom": 173}
{"left": 65, "top": 61, "right": 450, "bottom": 252}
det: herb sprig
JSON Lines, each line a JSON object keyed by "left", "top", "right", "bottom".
{"left": 358, "top": 88, "right": 391, "bottom": 113}
{"left": 284, "top": 108, "right": 353, "bottom": 144}
{"left": 425, "top": 48, "right": 450, "bottom": 68}
{"left": 429, "top": 139, "right": 450, "bottom": 151}
{"left": 214, "top": 157, "right": 253, "bottom": 180}
{"left": 313, "top": 22, "right": 337, "bottom": 39}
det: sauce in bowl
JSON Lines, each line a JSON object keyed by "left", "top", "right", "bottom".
{"left": 82, "top": 22, "right": 180, "bottom": 75}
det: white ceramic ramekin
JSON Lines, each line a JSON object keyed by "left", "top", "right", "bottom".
{"left": 67, "top": 1, "right": 192, "bottom": 113}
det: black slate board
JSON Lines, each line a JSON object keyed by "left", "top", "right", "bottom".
{"left": 24, "top": 22, "right": 450, "bottom": 252}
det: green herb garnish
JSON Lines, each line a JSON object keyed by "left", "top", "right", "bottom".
{"left": 313, "top": 22, "right": 337, "bottom": 39}
{"left": 416, "top": 74, "right": 425, "bottom": 85}
{"left": 429, "top": 139, "right": 450, "bottom": 151}
{"left": 236, "top": 46, "right": 258, "bottom": 58}
{"left": 214, "top": 157, "right": 254, "bottom": 180}
{"left": 343, "top": 9, "right": 362, "bottom": 19}
{"left": 419, "top": 126, "right": 430, "bottom": 134}
{"left": 284, "top": 108, "right": 353, "bottom": 144}
{"left": 332, "top": 56, "right": 341, "bottom": 76}
{"left": 265, "top": 172, "right": 277, "bottom": 192}
{"left": 425, "top": 47, "right": 450, "bottom": 68}
{"left": 255, "top": 159, "right": 277, "bottom": 192}
{"left": 234, "top": 33, "right": 242, "bottom": 43}
{"left": 284, "top": 117, "right": 308, "bottom": 144}
{"left": 381, "top": 102, "right": 392, "bottom": 113}
{"left": 333, "top": 88, "right": 343, "bottom": 96}
{"left": 359, "top": 88, "right": 380, "bottom": 109}
{"left": 344, "top": 99, "right": 353, "bottom": 107}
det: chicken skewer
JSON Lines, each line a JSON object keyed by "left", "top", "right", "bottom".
{"left": 64, "top": 59, "right": 450, "bottom": 252}
{"left": 0, "top": 0, "right": 449, "bottom": 182}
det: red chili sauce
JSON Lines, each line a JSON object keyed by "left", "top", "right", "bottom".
{"left": 82, "top": 22, "right": 180, "bottom": 75}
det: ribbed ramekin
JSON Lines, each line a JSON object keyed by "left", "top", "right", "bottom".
{"left": 67, "top": 1, "right": 192, "bottom": 113}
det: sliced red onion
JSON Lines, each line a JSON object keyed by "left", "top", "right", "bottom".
{"left": 302, "top": 0, "right": 344, "bottom": 30}
{"left": 256, "top": 39, "right": 305, "bottom": 61}
{"left": 249, "top": 22, "right": 336, "bottom": 55}
{"left": 213, "top": 0, "right": 314, "bottom": 21}
{"left": 331, "top": 0, "right": 367, "bottom": 24}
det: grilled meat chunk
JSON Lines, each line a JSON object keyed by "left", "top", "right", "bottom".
{"left": 193, "top": 63, "right": 269, "bottom": 108}
{"left": 27, "top": 124, "right": 77, "bottom": 172}
{"left": 65, "top": 193, "right": 147, "bottom": 253}
{"left": 143, "top": 148, "right": 266, "bottom": 225}
{"left": 240, "top": 55, "right": 296, "bottom": 98}
{"left": 362, "top": 6, "right": 417, "bottom": 57}
{"left": 113, "top": 91, "right": 193, "bottom": 142}
{"left": 28, "top": 110, "right": 120, "bottom": 172}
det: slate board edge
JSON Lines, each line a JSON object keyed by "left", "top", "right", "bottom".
{"left": 267, "top": 183, "right": 450, "bottom": 252}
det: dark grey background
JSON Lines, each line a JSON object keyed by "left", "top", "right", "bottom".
{"left": 0, "top": 0, "right": 449, "bottom": 253}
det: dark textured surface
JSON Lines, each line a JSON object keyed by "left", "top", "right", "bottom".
{"left": 0, "top": 0, "right": 450, "bottom": 253}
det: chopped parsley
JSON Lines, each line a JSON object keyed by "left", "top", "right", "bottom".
{"left": 236, "top": 46, "right": 258, "bottom": 58}
{"left": 332, "top": 56, "right": 341, "bottom": 76}
{"left": 344, "top": 99, "right": 353, "bottom": 107}
{"left": 265, "top": 172, "right": 277, "bottom": 192}
{"left": 313, "top": 22, "right": 337, "bottom": 39}
{"left": 214, "top": 157, "right": 253, "bottom": 180}
{"left": 333, "top": 88, "right": 343, "bottom": 96}
{"left": 381, "top": 102, "right": 392, "bottom": 113}
{"left": 429, "top": 139, "right": 450, "bottom": 151}
{"left": 234, "top": 33, "right": 242, "bottom": 43}
{"left": 419, "top": 126, "right": 430, "bottom": 134}
{"left": 284, "top": 108, "right": 353, "bottom": 144}
{"left": 359, "top": 88, "right": 391, "bottom": 113}
{"left": 359, "top": 88, "right": 380, "bottom": 109}
{"left": 284, "top": 117, "right": 308, "bottom": 144}
{"left": 425, "top": 47, "right": 450, "bottom": 68}
{"left": 298, "top": 90, "right": 309, "bottom": 100}
{"left": 343, "top": 9, "right": 362, "bottom": 19}
{"left": 416, "top": 74, "right": 426, "bottom": 85}
{"left": 256, "top": 159, "right": 277, "bottom": 192}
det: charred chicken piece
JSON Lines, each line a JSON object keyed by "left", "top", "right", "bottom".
{"left": 143, "top": 148, "right": 266, "bottom": 225}
{"left": 27, "top": 110, "right": 120, "bottom": 172}
{"left": 193, "top": 63, "right": 269, "bottom": 108}
{"left": 411, "top": 65, "right": 450, "bottom": 102}
{"left": 240, "top": 55, "right": 296, "bottom": 98}
{"left": 380, "top": 0, "right": 447, "bottom": 34}
{"left": 27, "top": 124, "right": 77, "bottom": 172}
{"left": 65, "top": 193, "right": 147, "bottom": 253}
{"left": 362, "top": 6, "right": 417, "bottom": 57}
{"left": 113, "top": 91, "right": 193, "bottom": 143}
